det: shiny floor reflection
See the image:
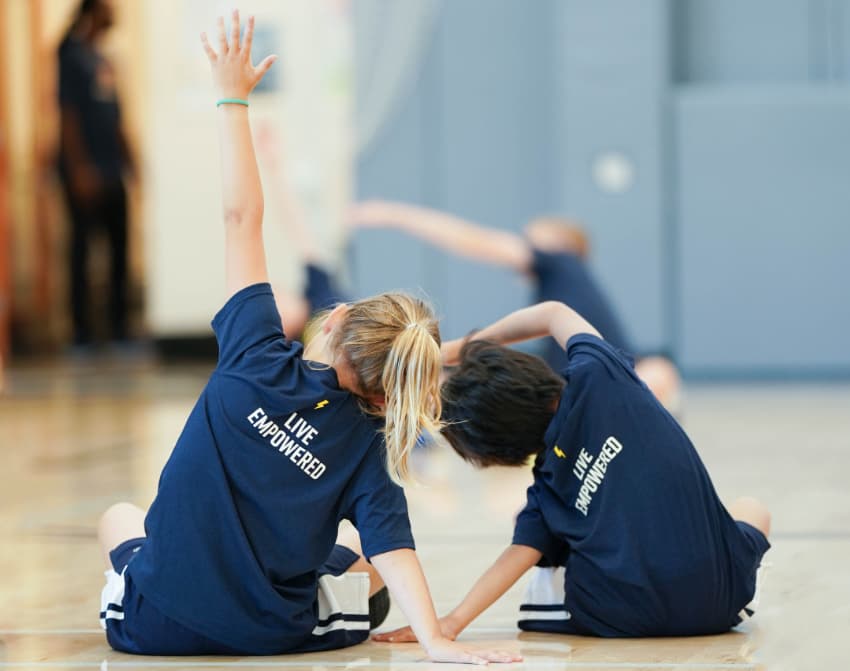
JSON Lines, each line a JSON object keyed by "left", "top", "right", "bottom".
{"left": 1, "top": 361, "right": 848, "bottom": 669}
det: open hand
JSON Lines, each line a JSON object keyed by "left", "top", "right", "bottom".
{"left": 424, "top": 637, "right": 522, "bottom": 665}
{"left": 200, "top": 10, "right": 276, "bottom": 99}
{"left": 374, "top": 619, "right": 521, "bottom": 665}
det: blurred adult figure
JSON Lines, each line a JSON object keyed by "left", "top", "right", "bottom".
{"left": 58, "top": 0, "right": 133, "bottom": 348}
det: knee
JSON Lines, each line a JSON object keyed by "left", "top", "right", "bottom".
{"left": 335, "top": 522, "right": 363, "bottom": 555}
{"left": 730, "top": 496, "right": 771, "bottom": 538}
{"left": 98, "top": 502, "right": 141, "bottom": 540}
{"left": 635, "top": 357, "right": 682, "bottom": 413}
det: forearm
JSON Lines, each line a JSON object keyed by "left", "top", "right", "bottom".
{"left": 392, "top": 204, "right": 490, "bottom": 253}
{"left": 217, "top": 106, "right": 264, "bottom": 226}
{"left": 446, "top": 544, "right": 541, "bottom": 635}
{"left": 473, "top": 301, "right": 599, "bottom": 349}
{"left": 371, "top": 548, "right": 443, "bottom": 651}
{"left": 359, "top": 201, "right": 529, "bottom": 270}
{"left": 203, "top": 11, "right": 277, "bottom": 295}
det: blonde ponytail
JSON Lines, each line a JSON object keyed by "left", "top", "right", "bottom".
{"left": 332, "top": 293, "right": 442, "bottom": 485}
{"left": 381, "top": 322, "right": 443, "bottom": 483}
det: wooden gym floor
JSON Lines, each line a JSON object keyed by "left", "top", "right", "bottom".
{"left": 1, "top": 358, "right": 848, "bottom": 670}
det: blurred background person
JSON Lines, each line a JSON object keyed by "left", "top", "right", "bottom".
{"left": 350, "top": 201, "right": 682, "bottom": 412}
{"left": 57, "top": 0, "right": 134, "bottom": 350}
{"left": 254, "top": 122, "right": 350, "bottom": 343}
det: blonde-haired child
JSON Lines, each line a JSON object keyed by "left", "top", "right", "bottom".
{"left": 96, "top": 11, "right": 519, "bottom": 664}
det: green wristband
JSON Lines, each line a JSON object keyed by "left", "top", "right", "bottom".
{"left": 216, "top": 98, "right": 249, "bottom": 107}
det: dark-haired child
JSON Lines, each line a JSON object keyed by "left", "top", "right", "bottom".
{"left": 375, "top": 301, "right": 770, "bottom": 640}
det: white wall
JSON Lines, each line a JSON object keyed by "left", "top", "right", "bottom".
{"left": 144, "top": 0, "right": 352, "bottom": 335}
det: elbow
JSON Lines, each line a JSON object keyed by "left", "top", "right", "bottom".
{"left": 542, "top": 301, "right": 567, "bottom": 320}
{"left": 223, "top": 205, "right": 264, "bottom": 230}
{"left": 543, "top": 301, "right": 570, "bottom": 336}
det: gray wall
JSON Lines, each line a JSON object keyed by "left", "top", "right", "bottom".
{"left": 353, "top": 0, "right": 850, "bottom": 377}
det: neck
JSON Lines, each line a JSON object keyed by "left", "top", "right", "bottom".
{"left": 303, "top": 338, "right": 335, "bottom": 368}
{"left": 304, "top": 337, "right": 357, "bottom": 390}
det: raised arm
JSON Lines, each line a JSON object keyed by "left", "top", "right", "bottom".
{"left": 350, "top": 200, "right": 532, "bottom": 272}
{"left": 373, "top": 544, "right": 542, "bottom": 644}
{"left": 254, "top": 124, "right": 323, "bottom": 265}
{"left": 201, "top": 11, "right": 277, "bottom": 298}
{"left": 370, "top": 548, "right": 522, "bottom": 665}
{"left": 442, "top": 301, "right": 601, "bottom": 365}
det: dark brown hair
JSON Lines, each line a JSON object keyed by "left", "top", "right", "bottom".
{"left": 441, "top": 340, "right": 565, "bottom": 467}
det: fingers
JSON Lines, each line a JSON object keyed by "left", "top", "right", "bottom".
{"left": 372, "top": 626, "right": 417, "bottom": 643}
{"left": 480, "top": 650, "right": 523, "bottom": 663}
{"left": 200, "top": 32, "right": 217, "bottom": 62}
{"left": 216, "top": 15, "right": 228, "bottom": 55}
{"left": 254, "top": 54, "right": 278, "bottom": 83}
{"left": 243, "top": 15, "right": 255, "bottom": 59}
{"left": 464, "top": 653, "right": 488, "bottom": 666}
{"left": 230, "top": 9, "right": 241, "bottom": 51}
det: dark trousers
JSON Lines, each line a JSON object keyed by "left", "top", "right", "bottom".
{"left": 63, "top": 181, "right": 128, "bottom": 345}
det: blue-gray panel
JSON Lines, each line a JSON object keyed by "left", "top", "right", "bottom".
{"left": 354, "top": 1, "right": 560, "bottom": 340}
{"left": 556, "top": 87, "right": 668, "bottom": 353}
{"left": 676, "top": 86, "right": 850, "bottom": 372}
{"left": 675, "top": 0, "right": 813, "bottom": 83}
{"left": 559, "top": 0, "right": 670, "bottom": 85}
{"left": 352, "top": 69, "right": 435, "bottom": 301}
{"left": 551, "top": 0, "right": 670, "bottom": 353}
{"left": 434, "top": 0, "right": 556, "bottom": 338}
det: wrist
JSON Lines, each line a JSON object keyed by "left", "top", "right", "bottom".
{"left": 217, "top": 96, "right": 249, "bottom": 107}
{"left": 417, "top": 621, "right": 445, "bottom": 651}
{"left": 216, "top": 103, "right": 250, "bottom": 120}
{"left": 422, "top": 634, "right": 450, "bottom": 655}
{"left": 444, "top": 610, "right": 466, "bottom": 637}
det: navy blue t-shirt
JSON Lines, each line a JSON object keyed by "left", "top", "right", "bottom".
{"left": 531, "top": 249, "right": 632, "bottom": 369}
{"left": 128, "top": 283, "right": 414, "bottom": 653}
{"left": 58, "top": 36, "right": 123, "bottom": 183}
{"left": 513, "top": 334, "right": 758, "bottom": 636}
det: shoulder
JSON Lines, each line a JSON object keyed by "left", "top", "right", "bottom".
{"left": 563, "top": 333, "right": 640, "bottom": 388}
{"left": 213, "top": 282, "right": 276, "bottom": 325}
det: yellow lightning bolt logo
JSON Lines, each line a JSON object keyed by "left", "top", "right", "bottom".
{"left": 553, "top": 445, "right": 566, "bottom": 459}
{"left": 314, "top": 400, "right": 329, "bottom": 410}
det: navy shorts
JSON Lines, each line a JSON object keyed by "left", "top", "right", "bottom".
{"left": 100, "top": 538, "right": 362, "bottom": 655}
{"left": 518, "top": 521, "right": 771, "bottom": 637}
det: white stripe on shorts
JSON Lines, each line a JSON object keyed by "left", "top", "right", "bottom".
{"left": 519, "top": 566, "right": 572, "bottom": 622}
{"left": 311, "top": 617, "right": 371, "bottom": 637}
{"left": 519, "top": 608, "right": 572, "bottom": 621}
{"left": 523, "top": 566, "right": 566, "bottom": 606}
{"left": 99, "top": 569, "right": 127, "bottom": 628}
{"left": 311, "top": 572, "right": 370, "bottom": 638}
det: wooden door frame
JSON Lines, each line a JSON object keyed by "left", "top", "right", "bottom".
{"left": 30, "top": 0, "right": 52, "bottom": 346}
{"left": 0, "top": 2, "right": 11, "bottom": 364}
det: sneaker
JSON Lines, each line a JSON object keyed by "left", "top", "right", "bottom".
{"left": 368, "top": 587, "right": 391, "bottom": 629}
{"left": 739, "top": 560, "right": 772, "bottom": 621}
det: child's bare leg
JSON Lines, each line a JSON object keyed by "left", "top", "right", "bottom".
{"left": 336, "top": 522, "right": 385, "bottom": 596}
{"left": 635, "top": 356, "right": 682, "bottom": 414}
{"left": 98, "top": 502, "right": 146, "bottom": 568}
{"left": 727, "top": 496, "right": 771, "bottom": 538}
